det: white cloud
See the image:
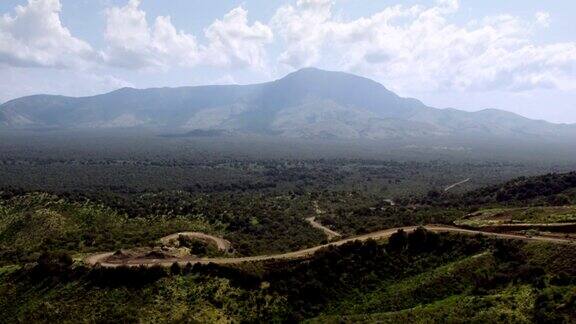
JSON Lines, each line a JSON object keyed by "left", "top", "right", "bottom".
{"left": 102, "top": 1, "right": 272, "bottom": 70}
{"left": 0, "top": 0, "right": 95, "bottom": 68}
{"left": 203, "top": 7, "right": 273, "bottom": 69}
{"left": 535, "top": 11, "right": 550, "bottom": 28}
{"left": 271, "top": 0, "right": 333, "bottom": 68}
{"left": 101, "top": 0, "right": 199, "bottom": 69}
{"left": 271, "top": 0, "right": 576, "bottom": 93}
{"left": 1, "top": 0, "right": 574, "bottom": 102}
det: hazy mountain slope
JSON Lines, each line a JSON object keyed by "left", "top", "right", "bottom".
{"left": 1, "top": 68, "right": 574, "bottom": 140}
{"left": 0, "top": 85, "right": 260, "bottom": 128}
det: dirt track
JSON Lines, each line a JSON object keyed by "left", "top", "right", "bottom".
{"left": 444, "top": 178, "right": 471, "bottom": 192}
{"left": 305, "top": 217, "right": 341, "bottom": 240}
{"left": 85, "top": 225, "right": 575, "bottom": 268}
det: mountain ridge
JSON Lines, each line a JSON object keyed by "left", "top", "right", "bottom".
{"left": 1, "top": 68, "right": 574, "bottom": 140}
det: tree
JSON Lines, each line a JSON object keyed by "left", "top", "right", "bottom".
{"left": 387, "top": 229, "right": 408, "bottom": 252}
{"left": 408, "top": 227, "right": 428, "bottom": 253}
{"left": 37, "top": 251, "right": 73, "bottom": 275}
{"left": 546, "top": 194, "right": 571, "bottom": 206}
{"left": 170, "top": 262, "right": 181, "bottom": 275}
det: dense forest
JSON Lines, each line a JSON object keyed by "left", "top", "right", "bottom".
{"left": 405, "top": 172, "right": 576, "bottom": 208}
{"left": 1, "top": 132, "right": 570, "bottom": 197}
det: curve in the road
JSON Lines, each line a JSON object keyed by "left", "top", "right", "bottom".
{"left": 85, "top": 225, "right": 575, "bottom": 268}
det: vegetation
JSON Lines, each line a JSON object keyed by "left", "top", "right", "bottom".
{"left": 413, "top": 171, "right": 576, "bottom": 208}
{"left": 1, "top": 133, "right": 569, "bottom": 197}
{"left": 1, "top": 136, "right": 576, "bottom": 322}
{"left": 456, "top": 205, "right": 576, "bottom": 227}
{"left": 0, "top": 191, "right": 334, "bottom": 264}
{"left": 467, "top": 172, "right": 576, "bottom": 205}
{"left": 0, "top": 228, "right": 574, "bottom": 322}
{"left": 0, "top": 192, "right": 219, "bottom": 265}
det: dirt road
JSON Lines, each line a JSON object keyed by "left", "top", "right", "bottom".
{"left": 383, "top": 199, "right": 396, "bottom": 206}
{"left": 444, "top": 178, "right": 471, "bottom": 192}
{"left": 305, "top": 217, "right": 341, "bottom": 240}
{"left": 85, "top": 225, "right": 575, "bottom": 268}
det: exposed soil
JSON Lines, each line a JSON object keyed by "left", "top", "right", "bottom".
{"left": 159, "top": 232, "right": 231, "bottom": 251}
{"left": 305, "top": 217, "right": 341, "bottom": 240}
{"left": 444, "top": 178, "right": 471, "bottom": 192}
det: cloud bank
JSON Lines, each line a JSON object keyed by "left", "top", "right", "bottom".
{"left": 272, "top": 0, "right": 576, "bottom": 93}
{"left": 101, "top": 0, "right": 272, "bottom": 70}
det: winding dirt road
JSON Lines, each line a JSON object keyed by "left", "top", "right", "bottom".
{"left": 85, "top": 225, "right": 575, "bottom": 268}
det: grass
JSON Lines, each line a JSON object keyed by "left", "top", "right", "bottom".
{"left": 323, "top": 252, "right": 496, "bottom": 315}
{"left": 309, "top": 285, "right": 536, "bottom": 324}
{"left": 523, "top": 241, "right": 576, "bottom": 276}
{"left": 0, "top": 272, "right": 289, "bottom": 323}
{"left": 0, "top": 264, "right": 20, "bottom": 277}
{"left": 456, "top": 205, "right": 576, "bottom": 227}
{"left": 0, "top": 193, "right": 222, "bottom": 265}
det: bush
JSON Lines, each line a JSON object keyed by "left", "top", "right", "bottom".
{"left": 387, "top": 229, "right": 408, "bottom": 252}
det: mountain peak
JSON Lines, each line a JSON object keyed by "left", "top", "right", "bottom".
{"left": 277, "top": 67, "right": 389, "bottom": 92}
{"left": 283, "top": 67, "right": 358, "bottom": 80}
{"left": 293, "top": 67, "right": 323, "bottom": 73}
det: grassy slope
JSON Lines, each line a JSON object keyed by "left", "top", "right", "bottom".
{"left": 0, "top": 269, "right": 288, "bottom": 323}
{"left": 0, "top": 193, "right": 219, "bottom": 264}
{"left": 325, "top": 252, "right": 496, "bottom": 315}
{"left": 2, "top": 170, "right": 576, "bottom": 322}
{"left": 308, "top": 241, "right": 576, "bottom": 323}
{"left": 0, "top": 238, "right": 575, "bottom": 322}
{"left": 310, "top": 285, "right": 536, "bottom": 324}
{"left": 457, "top": 206, "right": 576, "bottom": 227}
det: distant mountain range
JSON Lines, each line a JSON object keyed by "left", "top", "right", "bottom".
{"left": 1, "top": 68, "right": 575, "bottom": 140}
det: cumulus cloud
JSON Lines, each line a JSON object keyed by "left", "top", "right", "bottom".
{"left": 101, "top": 0, "right": 199, "bottom": 69}
{"left": 271, "top": 0, "right": 332, "bottom": 68}
{"left": 203, "top": 7, "right": 273, "bottom": 69}
{"left": 0, "top": 0, "right": 95, "bottom": 68}
{"left": 102, "top": 1, "right": 272, "bottom": 70}
{"left": 1, "top": 0, "right": 574, "bottom": 97}
{"left": 272, "top": 0, "right": 576, "bottom": 92}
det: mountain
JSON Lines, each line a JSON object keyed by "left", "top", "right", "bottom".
{"left": 1, "top": 67, "right": 575, "bottom": 140}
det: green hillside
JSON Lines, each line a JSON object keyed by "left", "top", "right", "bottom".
{"left": 1, "top": 171, "right": 575, "bottom": 322}
{"left": 1, "top": 228, "right": 574, "bottom": 323}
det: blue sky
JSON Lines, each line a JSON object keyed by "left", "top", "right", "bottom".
{"left": 1, "top": 0, "right": 575, "bottom": 123}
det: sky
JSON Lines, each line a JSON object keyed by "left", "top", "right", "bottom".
{"left": 0, "top": 0, "right": 575, "bottom": 123}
